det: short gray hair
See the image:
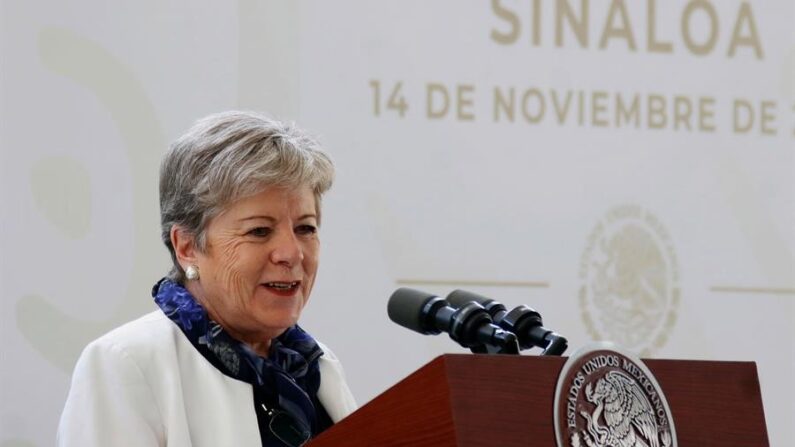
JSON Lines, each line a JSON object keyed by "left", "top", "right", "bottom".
{"left": 159, "top": 111, "right": 334, "bottom": 282}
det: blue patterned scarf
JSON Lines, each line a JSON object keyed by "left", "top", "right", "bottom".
{"left": 152, "top": 278, "right": 324, "bottom": 444}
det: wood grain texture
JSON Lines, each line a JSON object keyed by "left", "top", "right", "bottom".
{"left": 444, "top": 355, "right": 565, "bottom": 447}
{"left": 644, "top": 359, "right": 769, "bottom": 446}
{"left": 309, "top": 354, "right": 769, "bottom": 446}
{"left": 309, "top": 357, "right": 458, "bottom": 446}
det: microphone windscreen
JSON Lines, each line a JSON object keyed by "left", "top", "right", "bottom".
{"left": 446, "top": 289, "right": 492, "bottom": 308}
{"left": 387, "top": 287, "right": 438, "bottom": 333}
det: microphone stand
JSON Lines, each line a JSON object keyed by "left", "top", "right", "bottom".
{"left": 441, "top": 301, "right": 520, "bottom": 355}
{"left": 447, "top": 290, "right": 569, "bottom": 356}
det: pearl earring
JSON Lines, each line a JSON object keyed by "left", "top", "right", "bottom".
{"left": 185, "top": 265, "right": 200, "bottom": 280}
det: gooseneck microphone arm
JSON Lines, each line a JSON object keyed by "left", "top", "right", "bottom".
{"left": 446, "top": 289, "right": 568, "bottom": 356}
{"left": 387, "top": 288, "right": 520, "bottom": 355}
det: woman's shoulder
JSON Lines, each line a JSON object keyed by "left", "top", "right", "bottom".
{"left": 314, "top": 340, "right": 358, "bottom": 420}
{"left": 315, "top": 340, "right": 340, "bottom": 361}
{"left": 80, "top": 310, "right": 182, "bottom": 366}
{"left": 60, "top": 311, "right": 194, "bottom": 445}
{"left": 92, "top": 310, "right": 172, "bottom": 343}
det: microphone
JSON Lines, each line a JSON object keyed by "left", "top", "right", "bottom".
{"left": 446, "top": 289, "right": 568, "bottom": 356}
{"left": 387, "top": 287, "right": 519, "bottom": 354}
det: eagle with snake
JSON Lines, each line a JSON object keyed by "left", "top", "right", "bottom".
{"left": 573, "top": 370, "right": 672, "bottom": 447}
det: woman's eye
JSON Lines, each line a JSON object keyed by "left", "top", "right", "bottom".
{"left": 296, "top": 224, "right": 317, "bottom": 235}
{"left": 247, "top": 227, "right": 272, "bottom": 237}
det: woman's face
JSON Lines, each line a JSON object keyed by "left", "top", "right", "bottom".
{"left": 190, "top": 186, "right": 320, "bottom": 347}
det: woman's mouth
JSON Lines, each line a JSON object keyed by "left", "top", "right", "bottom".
{"left": 261, "top": 281, "right": 301, "bottom": 295}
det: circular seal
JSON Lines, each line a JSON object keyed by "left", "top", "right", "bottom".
{"left": 579, "top": 205, "right": 679, "bottom": 356}
{"left": 554, "top": 343, "right": 678, "bottom": 447}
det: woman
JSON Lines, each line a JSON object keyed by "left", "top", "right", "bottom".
{"left": 58, "top": 111, "right": 357, "bottom": 446}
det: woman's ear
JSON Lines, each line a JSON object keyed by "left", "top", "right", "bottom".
{"left": 170, "top": 225, "right": 198, "bottom": 268}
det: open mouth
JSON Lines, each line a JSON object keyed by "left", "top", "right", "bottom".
{"left": 262, "top": 281, "right": 300, "bottom": 291}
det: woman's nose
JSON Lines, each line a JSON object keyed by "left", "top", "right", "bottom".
{"left": 270, "top": 230, "right": 304, "bottom": 266}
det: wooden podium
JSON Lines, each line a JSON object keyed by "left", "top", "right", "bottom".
{"left": 309, "top": 354, "right": 768, "bottom": 446}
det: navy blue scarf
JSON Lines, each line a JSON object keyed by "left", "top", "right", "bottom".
{"left": 153, "top": 278, "right": 324, "bottom": 445}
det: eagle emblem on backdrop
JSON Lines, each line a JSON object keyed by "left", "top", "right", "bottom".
{"left": 554, "top": 344, "right": 677, "bottom": 447}
{"left": 579, "top": 205, "right": 680, "bottom": 356}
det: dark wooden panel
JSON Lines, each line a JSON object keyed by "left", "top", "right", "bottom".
{"left": 309, "top": 357, "right": 458, "bottom": 446}
{"left": 645, "top": 359, "right": 769, "bottom": 446}
{"left": 445, "top": 355, "right": 565, "bottom": 447}
{"left": 309, "top": 354, "right": 769, "bottom": 446}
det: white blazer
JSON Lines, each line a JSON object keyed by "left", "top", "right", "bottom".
{"left": 57, "top": 311, "right": 357, "bottom": 447}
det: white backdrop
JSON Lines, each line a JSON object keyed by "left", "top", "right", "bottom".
{"left": 1, "top": 1, "right": 793, "bottom": 445}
